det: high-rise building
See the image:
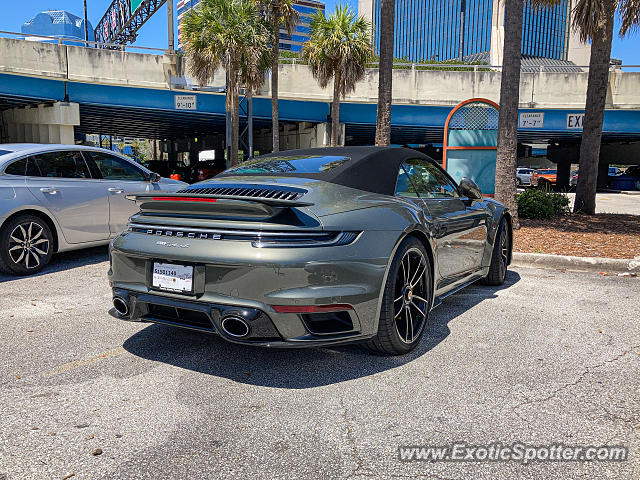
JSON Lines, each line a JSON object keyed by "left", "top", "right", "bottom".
{"left": 21, "top": 10, "right": 95, "bottom": 42}
{"left": 177, "top": 0, "right": 325, "bottom": 52}
{"left": 358, "top": 0, "right": 590, "bottom": 65}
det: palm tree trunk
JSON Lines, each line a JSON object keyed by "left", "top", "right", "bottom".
{"left": 271, "top": 15, "right": 280, "bottom": 153}
{"left": 494, "top": 0, "right": 522, "bottom": 229}
{"left": 247, "top": 89, "right": 254, "bottom": 159}
{"left": 573, "top": 10, "right": 614, "bottom": 214}
{"left": 331, "top": 71, "right": 341, "bottom": 147}
{"left": 375, "top": 0, "right": 394, "bottom": 146}
{"left": 228, "top": 65, "right": 240, "bottom": 165}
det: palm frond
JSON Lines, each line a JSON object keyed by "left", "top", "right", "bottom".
{"left": 571, "top": 0, "right": 617, "bottom": 42}
{"left": 301, "top": 4, "right": 373, "bottom": 98}
{"left": 180, "top": 0, "right": 270, "bottom": 87}
{"left": 619, "top": 0, "right": 640, "bottom": 34}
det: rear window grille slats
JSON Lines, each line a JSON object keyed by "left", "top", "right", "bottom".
{"left": 176, "top": 185, "right": 305, "bottom": 201}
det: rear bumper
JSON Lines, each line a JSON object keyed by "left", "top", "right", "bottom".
{"left": 108, "top": 229, "right": 400, "bottom": 347}
{"left": 112, "top": 288, "right": 374, "bottom": 347}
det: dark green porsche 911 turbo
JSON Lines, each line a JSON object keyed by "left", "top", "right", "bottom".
{"left": 108, "top": 146, "right": 512, "bottom": 355}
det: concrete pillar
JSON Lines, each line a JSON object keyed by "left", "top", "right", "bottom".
{"left": 1, "top": 102, "right": 79, "bottom": 144}
{"left": 489, "top": 0, "right": 505, "bottom": 67}
{"left": 167, "top": 140, "right": 178, "bottom": 162}
{"left": 556, "top": 159, "right": 571, "bottom": 191}
{"left": 566, "top": 1, "right": 591, "bottom": 65}
{"left": 188, "top": 149, "right": 199, "bottom": 166}
{"left": 315, "top": 122, "right": 345, "bottom": 147}
{"left": 597, "top": 162, "right": 609, "bottom": 190}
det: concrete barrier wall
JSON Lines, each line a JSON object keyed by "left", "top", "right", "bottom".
{"left": 66, "top": 45, "right": 169, "bottom": 88}
{"left": 0, "top": 38, "right": 67, "bottom": 79}
{"left": 1, "top": 37, "right": 639, "bottom": 109}
{"left": 262, "top": 64, "right": 639, "bottom": 110}
{"left": 610, "top": 72, "right": 640, "bottom": 108}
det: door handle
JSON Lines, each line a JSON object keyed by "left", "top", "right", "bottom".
{"left": 39, "top": 187, "right": 58, "bottom": 194}
{"left": 108, "top": 187, "right": 124, "bottom": 194}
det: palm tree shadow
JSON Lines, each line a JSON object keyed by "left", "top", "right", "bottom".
{"left": 122, "top": 271, "right": 521, "bottom": 389}
{"left": 0, "top": 246, "right": 108, "bottom": 284}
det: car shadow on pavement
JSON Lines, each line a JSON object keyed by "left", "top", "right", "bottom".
{"left": 122, "top": 271, "right": 521, "bottom": 389}
{"left": 0, "top": 246, "right": 108, "bottom": 284}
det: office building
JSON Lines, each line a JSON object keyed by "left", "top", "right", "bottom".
{"left": 21, "top": 10, "right": 95, "bottom": 42}
{"left": 358, "top": 0, "right": 590, "bottom": 65}
{"left": 177, "top": 0, "right": 325, "bottom": 52}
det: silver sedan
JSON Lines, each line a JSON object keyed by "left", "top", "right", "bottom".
{"left": 0, "top": 144, "right": 187, "bottom": 275}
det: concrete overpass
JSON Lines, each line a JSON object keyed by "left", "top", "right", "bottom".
{"left": 1, "top": 36, "right": 639, "bottom": 161}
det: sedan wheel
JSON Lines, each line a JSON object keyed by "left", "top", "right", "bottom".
{"left": 0, "top": 215, "right": 53, "bottom": 275}
{"left": 365, "top": 237, "right": 432, "bottom": 355}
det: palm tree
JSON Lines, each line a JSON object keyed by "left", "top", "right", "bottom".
{"left": 536, "top": 0, "right": 639, "bottom": 213}
{"left": 571, "top": 0, "right": 616, "bottom": 213}
{"left": 302, "top": 5, "right": 373, "bottom": 147}
{"left": 494, "top": 0, "right": 524, "bottom": 229}
{"left": 240, "top": 38, "right": 272, "bottom": 158}
{"left": 374, "top": 0, "right": 395, "bottom": 146}
{"left": 258, "top": 0, "right": 300, "bottom": 153}
{"left": 181, "top": 0, "right": 269, "bottom": 165}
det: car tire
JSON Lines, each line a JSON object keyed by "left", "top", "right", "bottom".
{"left": 635, "top": 179, "right": 640, "bottom": 191}
{"left": 0, "top": 214, "right": 54, "bottom": 276}
{"left": 516, "top": 178, "right": 522, "bottom": 187}
{"left": 364, "top": 237, "right": 432, "bottom": 356}
{"left": 483, "top": 218, "right": 510, "bottom": 286}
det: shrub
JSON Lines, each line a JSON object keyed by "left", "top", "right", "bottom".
{"left": 517, "top": 189, "right": 570, "bottom": 219}
{"left": 517, "top": 189, "right": 555, "bottom": 219}
{"left": 549, "top": 191, "right": 570, "bottom": 215}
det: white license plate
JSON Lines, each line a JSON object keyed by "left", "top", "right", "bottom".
{"left": 152, "top": 262, "right": 194, "bottom": 293}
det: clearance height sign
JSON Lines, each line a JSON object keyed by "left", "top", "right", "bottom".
{"left": 131, "top": 0, "right": 144, "bottom": 13}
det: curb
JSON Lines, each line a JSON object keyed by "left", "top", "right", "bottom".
{"left": 512, "top": 252, "right": 640, "bottom": 273}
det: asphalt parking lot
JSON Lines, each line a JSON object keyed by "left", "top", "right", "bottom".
{"left": 1, "top": 248, "right": 639, "bottom": 480}
{"left": 566, "top": 192, "right": 640, "bottom": 214}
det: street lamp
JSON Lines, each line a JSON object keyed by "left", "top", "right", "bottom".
{"left": 83, "top": 0, "right": 89, "bottom": 42}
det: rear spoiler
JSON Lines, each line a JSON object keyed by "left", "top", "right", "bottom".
{"left": 125, "top": 193, "right": 314, "bottom": 220}
{"left": 125, "top": 192, "right": 313, "bottom": 207}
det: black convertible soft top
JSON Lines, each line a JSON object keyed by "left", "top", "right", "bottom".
{"left": 218, "top": 146, "right": 438, "bottom": 196}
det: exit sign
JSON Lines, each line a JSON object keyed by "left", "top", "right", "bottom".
{"left": 131, "top": 0, "right": 144, "bottom": 13}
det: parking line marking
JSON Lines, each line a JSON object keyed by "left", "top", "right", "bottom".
{"left": 42, "top": 347, "right": 125, "bottom": 377}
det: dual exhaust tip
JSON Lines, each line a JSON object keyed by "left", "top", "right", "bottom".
{"left": 112, "top": 296, "right": 251, "bottom": 338}
{"left": 113, "top": 296, "right": 129, "bottom": 317}
{"left": 220, "top": 315, "right": 250, "bottom": 338}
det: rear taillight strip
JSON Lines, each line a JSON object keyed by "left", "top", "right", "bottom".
{"left": 152, "top": 197, "right": 217, "bottom": 203}
{"left": 126, "top": 223, "right": 360, "bottom": 248}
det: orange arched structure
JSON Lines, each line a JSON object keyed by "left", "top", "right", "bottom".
{"left": 442, "top": 98, "right": 500, "bottom": 196}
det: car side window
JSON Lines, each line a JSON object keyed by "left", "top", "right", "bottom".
{"left": 4, "top": 157, "right": 40, "bottom": 176}
{"left": 399, "top": 159, "right": 459, "bottom": 199}
{"left": 84, "top": 152, "right": 146, "bottom": 181}
{"left": 4, "top": 158, "right": 27, "bottom": 176}
{"left": 29, "top": 151, "right": 91, "bottom": 179}
{"left": 394, "top": 167, "right": 420, "bottom": 198}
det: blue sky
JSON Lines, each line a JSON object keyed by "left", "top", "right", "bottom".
{"left": 5, "top": 0, "right": 639, "bottom": 64}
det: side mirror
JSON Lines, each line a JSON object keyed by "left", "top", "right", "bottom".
{"left": 148, "top": 172, "right": 161, "bottom": 183}
{"left": 458, "top": 177, "right": 483, "bottom": 201}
